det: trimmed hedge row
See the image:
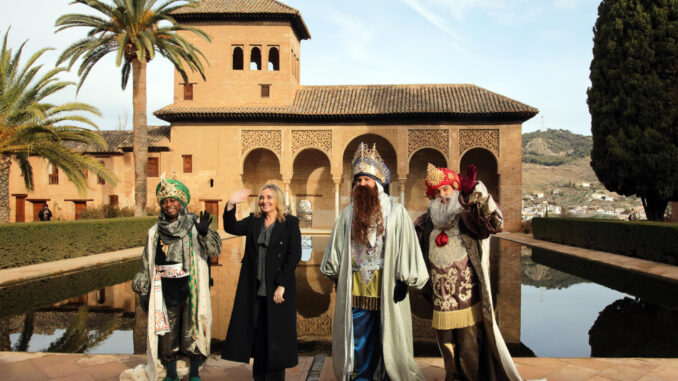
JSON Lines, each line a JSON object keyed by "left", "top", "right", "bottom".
{"left": 531, "top": 217, "right": 678, "bottom": 265}
{"left": 0, "top": 217, "right": 156, "bottom": 269}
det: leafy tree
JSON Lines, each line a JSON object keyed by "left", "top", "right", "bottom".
{"left": 56, "top": 0, "right": 210, "bottom": 216}
{"left": 0, "top": 30, "right": 115, "bottom": 223}
{"left": 587, "top": 0, "right": 678, "bottom": 221}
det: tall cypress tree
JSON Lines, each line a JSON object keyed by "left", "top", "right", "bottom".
{"left": 587, "top": 0, "right": 678, "bottom": 221}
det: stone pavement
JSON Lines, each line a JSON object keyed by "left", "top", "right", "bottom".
{"left": 1, "top": 352, "right": 677, "bottom": 381}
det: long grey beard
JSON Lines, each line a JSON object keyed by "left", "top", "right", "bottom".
{"left": 429, "top": 195, "right": 462, "bottom": 228}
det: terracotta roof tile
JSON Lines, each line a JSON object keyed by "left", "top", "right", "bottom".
{"left": 172, "top": 0, "right": 310, "bottom": 40}
{"left": 155, "top": 84, "right": 538, "bottom": 123}
{"left": 64, "top": 126, "right": 171, "bottom": 153}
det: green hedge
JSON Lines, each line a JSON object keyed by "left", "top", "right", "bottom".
{"left": 0, "top": 217, "right": 156, "bottom": 269}
{"left": 532, "top": 217, "right": 678, "bottom": 265}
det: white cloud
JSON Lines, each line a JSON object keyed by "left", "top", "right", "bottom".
{"left": 399, "top": 0, "right": 467, "bottom": 50}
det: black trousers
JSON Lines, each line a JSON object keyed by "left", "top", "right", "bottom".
{"left": 158, "top": 295, "right": 203, "bottom": 363}
{"left": 252, "top": 296, "right": 285, "bottom": 381}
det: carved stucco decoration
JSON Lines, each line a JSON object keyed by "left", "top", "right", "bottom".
{"left": 408, "top": 129, "right": 449, "bottom": 159}
{"left": 241, "top": 129, "right": 281, "bottom": 157}
{"left": 291, "top": 130, "right": 332, "bottom": 157}
{"left": 459, "top": 129, "right": 499, "bottom": 157}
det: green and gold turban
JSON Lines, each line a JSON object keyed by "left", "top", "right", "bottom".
{"left": 156, "top": 173, "right": 190, "bottom": 206}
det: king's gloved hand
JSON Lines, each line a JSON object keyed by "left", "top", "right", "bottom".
{"left": 461, "top": 164, "right": 477, "bottom": 195}
{"left": 139, "top": 294, "right": 149, "bottom": 312}
{"left": 195, "top": 211, "right": 212, "bottom": 236}
{"left": 393, "top": 280, "right": 408, "bottom": 303}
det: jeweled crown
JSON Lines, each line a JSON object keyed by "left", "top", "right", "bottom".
{"left": 351, "top": 142, "right": 390, "bottom": 185}
{"left": 156, "top": 172, "right": 190, "bottom": 206}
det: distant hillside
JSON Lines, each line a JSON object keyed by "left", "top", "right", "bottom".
{"left": 523, "top": 129, "right": 592, "bottom": 166}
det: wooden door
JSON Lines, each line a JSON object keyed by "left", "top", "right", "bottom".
{"left": 204, "top": 201, "right": 218, "bottom": 229}
{"left": 74, "top": 201, "right": 86, "bottom": 220}
{"left": 204, "top": 201, "right": 219, "bottom": 265}
{"left": 15, "top": 196, "right": 25, "bottom": 222}
{"left": 33, "top": 201, "right": 45, "bottom": 221}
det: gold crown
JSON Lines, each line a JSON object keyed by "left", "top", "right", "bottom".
{"left": 156, "top": 172, "right": 190, "bottom": 205}
{"left": 426, "top": 163, "right": 445, "bottom": 187}
{"left": 351, "top": 142, "right": 390, "bottom": 185}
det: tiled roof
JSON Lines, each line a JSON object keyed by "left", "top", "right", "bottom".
{"left": 171, "top": 0, "right": 310, "bottom": 40}
{"left": 154, "top": 84, "right": 539, "bottom": 123}
{"left": 64, "top": 126, "right": 171, "bottom": 153}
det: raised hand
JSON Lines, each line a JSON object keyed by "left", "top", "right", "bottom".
{"left": 227, "top": 189, "right": 252, "bottom": 210}
{"left": 461, "top": 164, "right": 477, "bottom": 195}
{"left": 195, "top": 211, "right": 212, "bottom": 236}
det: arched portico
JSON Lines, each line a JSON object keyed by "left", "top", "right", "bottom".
{"left": 291, "top": 148, "right": 333, "bottom": 227}
{"left": 242, "top": 148, "right": 283, "bottom": 214}
{"left": 460, "top": 147, "right": 499, "bottom": 202}
{"left": 405, "top": 148, "right": 447, "bottom": 219}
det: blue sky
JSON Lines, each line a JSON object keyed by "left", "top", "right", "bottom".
{"left": 2, "top": 0, "right": 600, "bottom": 135}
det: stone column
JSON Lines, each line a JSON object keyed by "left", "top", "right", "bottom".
{"left": 399, "top": 178, "right": 407, "bottom": 205}
{"left": 283, "top": 180, "right": 291, "bottom": 213}
{"left": 333, "top": 179, "right": 342, "bottom": 219}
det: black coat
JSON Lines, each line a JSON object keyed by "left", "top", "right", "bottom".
{"left": 220, "top": 207, "right": 301, "bottom": 369}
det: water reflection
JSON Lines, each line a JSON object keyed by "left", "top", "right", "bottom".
{"left": 521, "top": 247, "right": 678, "bottom": 358}
{"left": 521, "top": 247, "right": 586, "bottom": 289}
{"left": 589, "top": 297, "right": 678, "bottom": 357}
{"left": 4, "top": 238, "right": 678, "bottom": 358}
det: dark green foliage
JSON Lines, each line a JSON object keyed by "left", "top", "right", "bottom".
{"left": 532, "top": 217, "right": 678, "bottom": 265}
{"left": 587, "top": 0, "right": 678, "bottom": 220}
{"left": 0, "top": 259, "right": 139, "bottom": 318}
{"left": 589, "top": 297, "right": 678, "bottom": 357}
{"left": 0, "top": 217, "right": 155, "bottom": 269}
{"left": 522, "top": 129, "right": 593, "bottom": 166}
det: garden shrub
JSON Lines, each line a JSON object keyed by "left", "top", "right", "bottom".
{"left": 531, "top": 217, "right": 678, "bottom": 265}
{"left": 0, "top": 217, "right": 156, "bottom": 269}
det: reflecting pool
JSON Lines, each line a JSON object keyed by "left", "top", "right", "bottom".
{"left": 3, "top": 238, "right": 678, "bottom": 358}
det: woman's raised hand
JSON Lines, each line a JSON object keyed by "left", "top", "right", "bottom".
{"left": 227, "top": 189, "right": 252, "bottom": 209}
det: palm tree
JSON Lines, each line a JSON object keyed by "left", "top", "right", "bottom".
{"left": 0, "top": 30, "right": 116, "bottom": 223}
{"left": 56, "top": 0, "right": 210, "bottom": 216}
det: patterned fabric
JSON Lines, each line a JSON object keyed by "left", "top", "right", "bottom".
{"left": 351, "top": 238, "right": 385, "bottom": 286}
{"left": 429, "top": 226, "right": 481, "bottom": 330}
{"left": 153, "top": 271, "right": 170, "bottom": 335}
{"left": 188, "top": 232, "right": 199, "bottom": 340}
{"left": 156, "top": 263, "right": 189, "bottom": 278}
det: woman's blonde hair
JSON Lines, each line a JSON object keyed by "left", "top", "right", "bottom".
{"left": 254, "top": 183, "right": 286, "bottom": 222}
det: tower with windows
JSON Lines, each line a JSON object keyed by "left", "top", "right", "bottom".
{"left": 170, "top": 0, "right": 310, "bottom": 108}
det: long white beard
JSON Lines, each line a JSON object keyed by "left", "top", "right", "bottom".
{"left": 429, "top": 193, "right": 462, "bottom": 228}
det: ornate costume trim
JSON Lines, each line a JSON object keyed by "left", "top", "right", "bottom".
{"left": 156, "top": 263, "right": 189, "bottom": 278}
{"left": 153, "top": 271, "right": 171, "bottom": 335}
{"left": 432, "top": 302, "right": 481, "bottom": 330}
{"left": 352, "top": 295, "right": 380, "bottom": 310}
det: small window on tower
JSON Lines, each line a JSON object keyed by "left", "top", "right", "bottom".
{"left": 260, "top": 84, "right": 270, "bottom": 98}
{"left": 148, "top": 157, "right": 159, "bottom": 177}
{"left": 268, "top": 47, "right": 279, "bottom": 71}
{"left": 183, "top": 83, "right": 193, "bottom": 100}
{"left": 233, "top": 46, "right": 243, "bottom": 70}
{"left": 183, "top": 155, "right": 192, "bottom": 173}
{"left": 250, "top": 47, "right": 261, "bottom": 70}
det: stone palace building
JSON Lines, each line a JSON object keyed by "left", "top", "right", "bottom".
{"left": 8, "top": 0, "right": 538, "bottom": 232}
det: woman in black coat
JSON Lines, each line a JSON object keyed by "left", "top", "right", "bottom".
{"left": 221, "top": 184, "right": 301, "bottom": 381}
